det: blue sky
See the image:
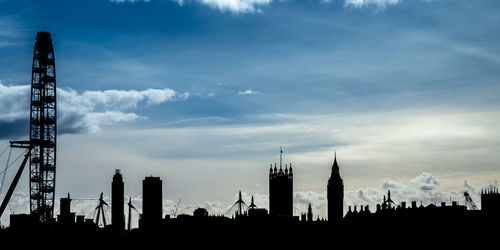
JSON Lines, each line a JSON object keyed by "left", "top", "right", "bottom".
{"left": 1, "top": 0, "right": 500, "bottom": 222}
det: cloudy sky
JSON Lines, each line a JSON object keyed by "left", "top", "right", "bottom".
{"left": 1, "top": 0, "right": 500, "bottom": 225}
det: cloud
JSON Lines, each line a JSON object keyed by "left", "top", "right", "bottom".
{"left": 238, "top": 89, "right": 259, "bottom": 95}
{"left": 110, "top": 0, "right": 151, "bottom": 3}
{"left": 344, "top": 0, "right": 401, "bottom": 9}
{"left": 0, "top": 83, "right": 30, "bottom": 122}
{"left": 108, "top": 0, "right": 435, "bottom": 14}
{"left": 0, "top": 82, "right": 188, "bottom": 136}
{"left": 195, "top": 0, "right": 272, "bottom": 13}
{"left": 343, "top": 0, "right": 434, "bottom": 9}
{"left": 245, "top": 173, "right": 492, "bottom": 220}
{"left": 345, "top": 173, "right": 493, "bottom": 216}
{"left": 109, "top": 0, "right": 271, "bottom": 13}
{"left": 54, "top": 108, "right": 500, "bottom": 205}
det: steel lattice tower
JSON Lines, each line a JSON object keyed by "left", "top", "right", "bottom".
{"left": 30, "top": 32, "right": 57, "bottom": 223}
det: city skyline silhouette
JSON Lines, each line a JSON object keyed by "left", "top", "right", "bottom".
{"left": 0, "top": 1, "right": 500, "bottom": 242}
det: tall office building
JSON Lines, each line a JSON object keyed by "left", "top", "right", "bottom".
{"left": 142, "top": 176, "right": 163, "bottom": 229}
{"left": 112, "top": 169, "right": 124, "bottom": 231}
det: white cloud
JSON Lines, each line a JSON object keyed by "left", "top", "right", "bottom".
{"left": 344, "top": 173, "right": 492, "bottom": 216}
{"left": 0, "top": 82, "right": 188, "bottom": 135}
{"left": 0, "top": 82, "right": 30, "bottom": 122}
{"left": 197, "top": 0, "right": 272, "bottom": 13}
{"left": 110, "top": 0, "right": 151, "bottom": 3}
{"left": 238, "top": 173, "right": 491, "bottom": 220}
{"left": 344, "top": 0, "right": 433, "bottom": 9}
{"left": 109, "top": 0, "right": 271, "bottom": 13}
{"left": 238, "top": 89, "right": 259, "bottom": 95}
{"left": 106, "top": 0, "right": 440, "bottom": 14}
{"left": 344, "top": 0, "right": 401, "bottom": 8}
{"left": 52, "top": 108, "right": 500, "bottom": 204}
{"left": 107, "top": 0, "right": 438, "bottom": 13}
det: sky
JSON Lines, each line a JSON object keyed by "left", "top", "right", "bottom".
{"left": 1, "top": 0, "right": 500, "bottom": 226}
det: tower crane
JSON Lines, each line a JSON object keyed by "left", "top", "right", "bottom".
{"left": 464, "top": 191, "right": 478, "bottom": 210}
{"left": 172, "top": 198, "right": 181, "bottom": 218}
{"left": 0, "top": 141, "right": 32, "bottom": 219}
{"left": 127, "top": 197, "right": 138, "bottom": 231}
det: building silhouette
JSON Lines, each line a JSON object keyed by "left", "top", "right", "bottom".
{"left": 112, "top": 169, "right": 124, "bottom": 231}
{"left": 247, "top": 196, "right": 268, "bottom": 218}
{"left": 307, "top": 202, "right": 313, "bottom": 222}
{"left": 481, "top": 187, "right": 500, "bottom": 214}
{"left": 327, "top": 151, "right": 343, "bottom": 223}
{"left": 269, "top": 148, "right": 293, "bottom": 218}
{"left": 141, "top": 176, "right": 163, "bottom": 229}
{"left": 57, "top": 193, "right": 75, "bottom": 225}
{"left": 193, "top": 208, "right": 209, "bottom": 218}
{"left": 382, "top": 189, "right": 396, "bottom": 210}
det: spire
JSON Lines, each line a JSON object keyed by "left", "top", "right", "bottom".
{"left": 249, "top": 196, "right": 257, "bottom": 209}
{"left": 307, "top": 203, "right": 313, "bottom": 222}
{"left": 384, "top": 189, "right": 394, "bottom": 208}
{"left": 329, "top": 150, "right": 342, "bottom": 185}
{"left": 332, "top": 150, "right": 339, "bottom": 172}
{"left": 280, "top": 146, "right": 283, "bottom": 169}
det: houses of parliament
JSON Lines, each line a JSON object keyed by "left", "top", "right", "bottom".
{"left": 267, "top": 149, "right": 344, "bottom": 222}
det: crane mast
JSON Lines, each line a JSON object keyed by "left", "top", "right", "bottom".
{"left": 464, "top": 191, "right": 479, "bottom": 210}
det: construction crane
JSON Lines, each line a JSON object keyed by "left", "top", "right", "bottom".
{"left": 127, "top": 197, "right": 138, "bottom": 231}
{"left": 464, "top": 191, "right": 478, "bottom": 210}
{"left": 0, "top": 141, "right": 32, "bottom": 219}
{"left": 172, "top": 198, "right": 181, "bottom": 218}
{"left": 94, "top": 192, "right": 109, "bottom": 227}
